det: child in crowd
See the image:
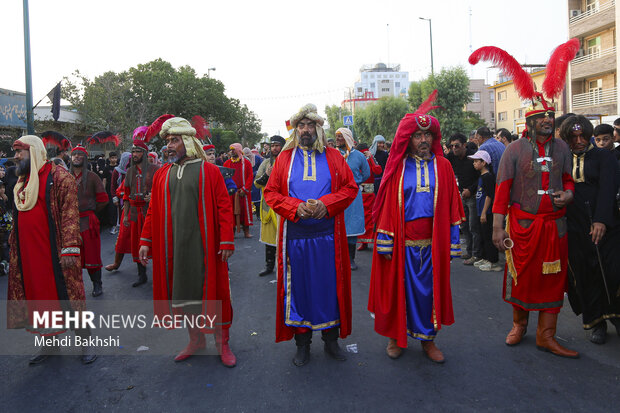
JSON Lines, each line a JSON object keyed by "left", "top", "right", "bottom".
{"left": 469, "top": 151, "right": 502, "bottom": 272}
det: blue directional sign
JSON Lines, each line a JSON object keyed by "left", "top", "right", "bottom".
{"left": 343, "top": 115, "right": 353, "bottom": 126}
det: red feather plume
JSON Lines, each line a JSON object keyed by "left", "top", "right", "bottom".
{"left": 415, "top": 89, "right": 441, "bottom": 114}
{"left": 191, "top": 115, "right": 212, "bottom": 141}
{"left": 469, "top": 46, "right": 536, "bottom": 100}
{"left": 542, "top": 38, "right": 580, "bottom": 99}
{"left": 146, "top": 114, "right": 175, "bottom": 142}
{"left": 42, "top": 131, "right": 72, "bottom": 151}
{"left": 87, "top": 131, "right": 120, "bottom": 147}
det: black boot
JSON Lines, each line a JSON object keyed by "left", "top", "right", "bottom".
{"left": 89, "top": 270, "right": 103, "bottom": 297}
{"left": 348, "top": 243, "right": 358, "bottom": 271}
{"left": 133, "top": 263, "right": 147, "bottom": 287}
{"left": 322, "top": 327, "right": 347, "bottom": 361}
{"left": 293, "top": 331, "right": 312, "bottom": 366}
{"left": 259, "top": 245, "right": 276, "bottom": 276}
{"left": 590, "top": 321, "right": 607, "bottom": 344}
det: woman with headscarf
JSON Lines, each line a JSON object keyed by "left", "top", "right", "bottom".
{"left": 370, "top": 135, "right": 388, "bottom": 193}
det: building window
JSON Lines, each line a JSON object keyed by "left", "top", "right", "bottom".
{"left": 586, "top": 0, "right": 599, "bottom": 13}
{"left": 499, "top": 112, "right": 507, "bottom": 121}
{"left": 395, "top": 82, "right": 400, "bottom": 88}
{"left": 498, "top": 91, "right": 507, "bottom": 101}
{"left": 490, "top": 112, "right": 495, "bottom": 121}
{"left": 472, "top": 92, "right": 481, "bottom": 103}
{"left": 370, "top": 82, "right": 375, "bottom": 88}
{"left": 357, "top": 87, "right": 362, "bottom": 92}
{"left": 381, "top": 79, "right": 389, "bottom": 84}
{"left": 489, "top": 91, "right": 495, "bottom": 102}
{"left": 370, "top": 74, "right": 375, "bottom": 79}
{"left": 381, "top": 88, "right": 390, "bottom": 92}
{"left": 389, "top": 74, "right": 394, "bottom": 78}
{"left": 587, "top": 36, "right": 601, "bottom": 56}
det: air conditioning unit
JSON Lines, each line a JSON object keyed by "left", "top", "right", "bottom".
{"left": 570, "top": 9, "right": 581, "bottom": 17}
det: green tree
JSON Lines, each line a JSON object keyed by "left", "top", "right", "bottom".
{"left": 353, "top": 97, "right": 409, "bottom": 143}
{"left": 407, "top": 66, "right": 472, "bottom": 140}
{"left": 324, "top": 105, "right": 351, "bottom": 140}
{"left": 462, "top": 111, "right": 487, "bottom": 135}
{"left": 62, "top": 59, "right": 262, "bottom": 151}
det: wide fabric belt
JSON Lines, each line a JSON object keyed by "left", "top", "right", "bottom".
{"left": 361, "top": 183, "right": 374, "bottom": 194}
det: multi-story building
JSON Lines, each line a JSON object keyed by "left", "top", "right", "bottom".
{"left": 342, "top": 63, "right": 410, "bottom": 113}
{"left": 490, "top": 68, "right": 567, "bottom": 134}
{"left": 466, "top": 79, "right": 496, "bottom": 129}
{"left": 567, "top": 0, "right": 619, "bottom": 123}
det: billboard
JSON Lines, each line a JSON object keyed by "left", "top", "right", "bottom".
{"left": 0, "top": 90, "right": 27, "bottom": 128}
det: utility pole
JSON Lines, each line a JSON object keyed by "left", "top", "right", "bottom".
{"left": 419, "top": 17, "right": 434, "bottom": 76}
{"left": 23, "top": 0, "right": 35, "bottom": 134}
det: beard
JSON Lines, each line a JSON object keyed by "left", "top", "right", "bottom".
{"left": 299, "top": 133, "right": 317, "bottom": 148}
{"left": 16, "top": 158, "right": 31, "bottom": 176}
{"left": 72, "top": 160, "right": 84, "bottom": 168}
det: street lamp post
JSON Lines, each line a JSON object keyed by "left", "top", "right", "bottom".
{"left": 419, "top": 17, "right": 434, "bottom": 76}
{"left": 23, "top": 0, "right": 35, "bottom": 134}
{"left": 207, "top": 67, "right": 216, "bottom": 77}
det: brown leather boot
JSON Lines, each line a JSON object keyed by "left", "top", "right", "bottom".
{"left": 174, "top": 327, "right": 206, "bottom": 362}
{"left": 535, "top": 312, "right": 579, "bottom": 359}
{"left": 386, "top": 338, "right": 402, "bottom": 359}
{"left": 421, "top": 341, "right": 445, "bottom": 363}
{"left": 506, "top": 308, "right": 529, "bottom": 346}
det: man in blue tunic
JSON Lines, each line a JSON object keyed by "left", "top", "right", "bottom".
{"left": 335, "top": 128, "right": 370, "bottom": 270}
{"left": 264, "top": 104, "right": 358, "bottom": 366}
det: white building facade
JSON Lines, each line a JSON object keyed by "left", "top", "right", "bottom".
{"left": 352, "top": 63, "right": 410, "bottom": 100}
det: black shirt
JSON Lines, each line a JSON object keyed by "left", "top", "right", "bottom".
{"left": 446, "top": 149, "right": 479, "bottom": 195}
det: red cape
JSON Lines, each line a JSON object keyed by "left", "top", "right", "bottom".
{"left": 264, "top": 147, "right": 358, "bottom": 342}
{"left": 368, "top": 156, "right": 464, "bottom": 348}
{"left": 140, "top": 161, "right": 235, "bottom": 329}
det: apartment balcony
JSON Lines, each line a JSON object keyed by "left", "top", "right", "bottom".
{"left": 572, "top": 87, "right": 618, "bottom": 114}
{"left": 571, "top": 46, "right": 617, "bottom": 79}
{"left": 569, "top": 0, "right": 616, "bottom": 38}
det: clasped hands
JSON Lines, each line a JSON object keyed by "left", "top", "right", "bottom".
{"left": 296, "top": 200, "right": 327, "bottom": 220}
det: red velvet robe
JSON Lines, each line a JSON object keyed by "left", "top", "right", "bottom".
{"left": 140, "top": 161, "right": 235, "bottom": 329}
{"left": 368, "top": 156, "right": 465, "bottom": 348}
{"left": 223, "top": 157, "right": 254, "bottom": 228}
{"left": 359, "top": 155, "right": 383, "bottom": 245}
{"left": 264, "top": 147, "right": 358, "bottom": 342}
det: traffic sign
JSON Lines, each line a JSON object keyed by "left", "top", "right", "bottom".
{"left": 343, "top": 115, "right": 353, "bottom": 126}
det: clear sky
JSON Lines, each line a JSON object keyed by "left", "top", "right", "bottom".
{"left": 4, "top": 0, "right": 568, "bottom": 136}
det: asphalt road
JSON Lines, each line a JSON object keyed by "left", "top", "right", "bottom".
{"left": 1, "top": 222, "right": 619, "bottom": 412}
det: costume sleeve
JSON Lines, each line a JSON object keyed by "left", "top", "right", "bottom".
{"left": 264, "top": 155, "right": 304, "bottom": 222}
{"left": 254, "top": 159, "right": 270, "bottom": 189}
{"left": 445, "top": 160, "right": 465, "bottom": 257}
{"left": 225, "top": 178, "right": 237, "bottom": 194}
{"left": 375, "top": 232, "right": 393, "bottom": 255}
{"left": 92, "top": 173, "right": 109, "bottom": 204}
{"left": 492, "top": 143, "right": 516, "bottom": 215}
{"left": 213, "top": 165, "right": 235, "bottom": 251}
{"left": 56, "top": 168, "right": 82, "bottom": 256}
{"left": 320, "top": 154, "right": 359, "bottom": 218}
{"left": 123, "top": 175, "right": 131, "bottom": 201}
{"left": 594, "top": 150, "right": 616, "bottom": 226}
{"left": 368, "top": 157, "right": 382, "bottom": 175}
{"left": 243, "top": 159, "right": 253, "bottom": 193}
{"left": 358, "top": 152, "right": 371, "bottom": 183}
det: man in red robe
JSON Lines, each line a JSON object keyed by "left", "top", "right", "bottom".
{"left": 8, "top": 135, "right": 96, "bottom": 365}
{"left": 224, "top": 143, "right": 253, "bottom": 238}
{"left": 264, "top": 104, "right": 358, "bottom": 366}
{"left": 356, "top": 143, "right": 382, "bottom": 251}
{"left": 70, "top": 145, "right": 108, "bottom": 297}
{"left": 139, "top": 117, "right": 236, "bottom": 367}
{"left": 493, "top": 97, "right": 578, "bottom": 358}
{"left": 123, "top": 137, "right": 159, "bottom": 287}
{"left": 368, "top": 108, "right": 464, "bottom": 364}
